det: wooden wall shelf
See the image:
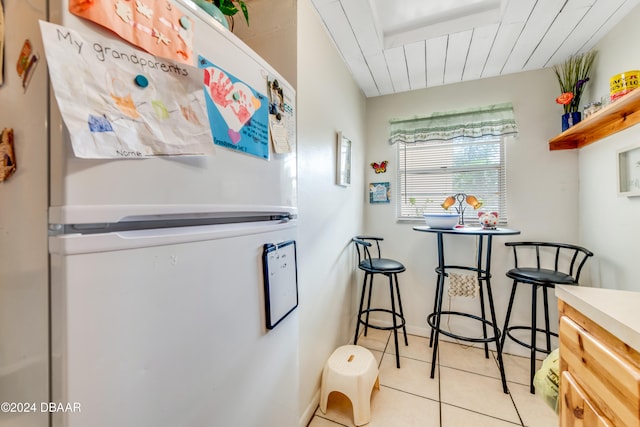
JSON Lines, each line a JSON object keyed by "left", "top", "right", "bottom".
{"left": 549, "top": 89, "right": 640, "bottom": 150}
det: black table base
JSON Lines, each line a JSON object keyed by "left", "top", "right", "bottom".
{"left": 414, "top": 226, "right": 520, "bottom": 395}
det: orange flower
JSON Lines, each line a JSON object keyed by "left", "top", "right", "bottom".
{"left": 556, "top": 92, "right": 574, "bottom": 105}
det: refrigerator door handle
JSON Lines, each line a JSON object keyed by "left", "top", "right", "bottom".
{"left": 49, "top": 220, "right": 296, "bottom": 256}
{"left": 49, "top": 204, "right": 298, "bottom": 225}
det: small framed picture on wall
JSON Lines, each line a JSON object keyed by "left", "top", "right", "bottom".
{"left": 618, "top": 144, "right": 640, "bottom": 197}
{"left": 336, "top": 131, "right": 352, "bottom": 186}
{"left": 369, "top": 182, "right": 391, "bottom": 203}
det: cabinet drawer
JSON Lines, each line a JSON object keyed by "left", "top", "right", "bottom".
{"left": 561, "top": 371, "right": 613, "bottom": 427}
{"left": 560, "top": 316, "right": 640, "bottom": 427}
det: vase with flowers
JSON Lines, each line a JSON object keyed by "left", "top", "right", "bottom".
{"left": 554, "top": 51, "right": 597, "bottom": 132}
{"left": 193, "top": 0, "right": 249, "bottom": 31}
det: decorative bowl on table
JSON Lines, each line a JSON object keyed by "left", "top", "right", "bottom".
{"left": 422, "top": 213, "right": 459, "bottom": 229}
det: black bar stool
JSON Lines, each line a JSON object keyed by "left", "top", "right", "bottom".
{"left": 501, "top": 242, "right": 593, "bottom": 393}
{"left": 352, "top": 236, "right": 408, "bottom": 368}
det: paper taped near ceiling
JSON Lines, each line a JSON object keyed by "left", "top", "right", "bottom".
{"left": 68, "top": 0, "right": 195, "bottom": 65}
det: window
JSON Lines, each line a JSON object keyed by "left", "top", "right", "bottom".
{"left": 397, "top": 136, "right": 507, "bottom": 221}
{"left": 390, "top": 103, "right": 517, "bottom": 222}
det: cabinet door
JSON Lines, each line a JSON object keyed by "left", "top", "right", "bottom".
{"left": 560, "top": 371, "right": 613, "bottom": 427}
{"left": 560, "top": 316, "right": 640, "bottom": 426}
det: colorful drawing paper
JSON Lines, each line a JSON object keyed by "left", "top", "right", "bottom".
{"left": 69, "top": 0, "right": 194, "bottom": 65}
{"left": 199, "top": 55, "right": 270, "bottom": 160}
{"left": 39, "top": 21, "right": 213, "bottom": 158}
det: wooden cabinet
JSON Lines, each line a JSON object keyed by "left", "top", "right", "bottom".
{"left": 561, "top": 371, "right": 612, "bottom": 427}
{"left": 558, "top": 300, "right": 640, "bottom": 427}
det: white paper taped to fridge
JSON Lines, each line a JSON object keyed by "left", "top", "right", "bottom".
{"left": 38, "top": 21, "right": 213, "bottom": 159}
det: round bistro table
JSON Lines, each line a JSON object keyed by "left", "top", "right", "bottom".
{"left": 413, "top": 225, "right": 520, "bottom": 393}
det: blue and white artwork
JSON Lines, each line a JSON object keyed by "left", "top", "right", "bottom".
{"left": 199, "top": 55, "right": 270, "bottom": 160}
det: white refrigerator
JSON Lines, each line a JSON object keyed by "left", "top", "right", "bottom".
{"left": 0, "top": 1, "right": 299, "bottom": 426}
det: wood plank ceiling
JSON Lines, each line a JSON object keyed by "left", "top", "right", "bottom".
{"left": 310, "top": 0, "right": 640, "bottom": 97}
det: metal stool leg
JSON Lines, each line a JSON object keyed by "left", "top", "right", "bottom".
{"left": 388, "top": 273, "right": 401, "bottom": 368}
{"left": 354, "top": 272, "right": 369, "bottom": 344}
{"left": 500, "top": 280, "right": 518, "bottom": 350}
{"left": 364, "top": 273, "right": 374, "bottom": 336}
{"left": 393, "top": 273, "right": 408, "bottom": 346}
{"left": 530, "top": 284, "right": 538, "bottom": 394}
{"left": 543, "top": 286, "right": 552, "bottom": 353}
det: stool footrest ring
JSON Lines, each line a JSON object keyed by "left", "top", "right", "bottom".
{"left": 427, "top": 311, "right": 501, "bottom": 343}
{"left": 504, "top": 326, "right": 558, "bottom": 354}
{"left": 358, "top": 308, "right": 406, "bottom": 331}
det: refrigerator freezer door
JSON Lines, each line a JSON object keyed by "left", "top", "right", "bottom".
{"left": 48, "top": 1, "right": 296, "bottom": 221}
{"left": 50, "top": 221, "right": 298, "bottom": 427}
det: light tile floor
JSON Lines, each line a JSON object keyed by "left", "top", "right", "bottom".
{"left": 308, "top": 329, "right": 558, "bottom": 427}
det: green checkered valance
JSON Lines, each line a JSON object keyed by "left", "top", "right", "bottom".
{"left": 389, "top": 103, "right": 518, "bottom": 144}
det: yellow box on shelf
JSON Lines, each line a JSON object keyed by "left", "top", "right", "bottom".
{"left": 610, "top": 70, "right": 640, "bottom": 102}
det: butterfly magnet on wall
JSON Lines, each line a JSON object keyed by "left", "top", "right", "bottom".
{"left": 370, "top": 160, "right": 388, "bottom": 174}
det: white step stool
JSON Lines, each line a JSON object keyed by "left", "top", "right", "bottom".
{"left": 320, "top": 345, "right": 380, "bottom": 426}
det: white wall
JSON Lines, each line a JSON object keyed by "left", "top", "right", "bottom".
{"left": 0, "top": 1, "right": 49, "bottom": 426}
{"left": 236, "top": 2, "right": 366, "bottom": 424}
{"left": 364, "top": 69, "right": 581, "bottom": 356}
{"left": 579, "top": 4, "right": 640, "bottom": 291}
{"left": 296, "top": 0, "right": 367, "bottom": 424}
{"left": 232, "top": 0, "right": 297, "bottom": 88}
